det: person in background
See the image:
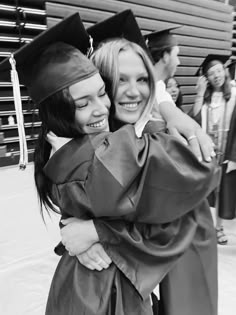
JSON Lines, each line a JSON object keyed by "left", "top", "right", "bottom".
{"left": 193, "top": 54, "right": 236, "bottom": 245}
{"left": 165, "top": 76, "right": 183, "bottom": 109}
{"left": 227, "top": 59, "right": 236, "bottom": 87}
{"left": 145, "top": 27, "right": 215, "bottom": 161}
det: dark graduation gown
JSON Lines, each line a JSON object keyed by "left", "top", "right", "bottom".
{"left": 44, "top": 125, "right": 219, "bottom": 315}
{"left": 219, "top": 103, "right": 236, "bottom": 219}
{"left": 195, "top": 104, "right": 236, "bottom": 219}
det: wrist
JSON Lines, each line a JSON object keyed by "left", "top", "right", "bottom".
{"left": 87, "top": 220, "right": 99, "bottom": 245}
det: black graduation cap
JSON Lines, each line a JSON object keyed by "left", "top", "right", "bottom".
{"left": 0, "top": 13, "right": 97, "bottom": 169}
{"left": 144, "top": 26, "right": 181, "bottom": 62}
{"left": 87, "top": 9, "right": 149, "bottom": 53}
{"left": 144, "top": 26, "right": 181, "bottom": 49}
{"left": 0, "top": 12, "right": 97, "bottom": 104}
{"left": 196, "top": 54, "right": 230, "bottom": 76}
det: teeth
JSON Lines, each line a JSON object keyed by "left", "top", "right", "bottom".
{"left": 122, "top": 103, "right": 138, "bottom": 108}
{"left": 88, "top": 118, "right": 106, "bottom": 128}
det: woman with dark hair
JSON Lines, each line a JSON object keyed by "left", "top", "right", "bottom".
{"left": 166, "top": 76, "right": 183, "bottom": 109}
{"left": 193, "top": 54, "right": 236, "bottom": 245}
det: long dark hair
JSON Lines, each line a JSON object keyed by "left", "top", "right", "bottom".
{"left": 165, "top": 76, "right": 183, "bottom": 109}
{"left": 204, "top": 67, "right": 232, "bottom": 104}
{"left": 34, "top": 88, "right": 82, "bottom": 217}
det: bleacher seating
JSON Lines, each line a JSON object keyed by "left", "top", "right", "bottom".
{"left": 0, "top": 0, "right": 46, "bottom": 167}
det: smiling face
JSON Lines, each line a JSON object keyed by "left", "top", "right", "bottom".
{"left": 114, "top": 48, "right": 150, "bottom": 124}
{"left": 166, "top": 77, "right": 180, "bottom": 103}
{"left": 206, "top": 62, "right": 225, "bottom": 90}
{"left": 69, "top": 73, "right": 111, "bottom": 134}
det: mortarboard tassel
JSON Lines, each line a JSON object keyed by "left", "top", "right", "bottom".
{"left": 87, "top": 35, "right": 94, "bottom": 58}
{"left": 9, "top": 54, "right": 28, "bottom": 170}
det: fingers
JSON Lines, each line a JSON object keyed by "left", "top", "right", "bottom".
{"left": 77, "top": 253, "right": 103, "bottom": 271}
{"left": 92, "top": 243, "right": 112, "bottom": 265}
{"left": 76, "top": 243, "right": 112, "bottom": 271}
{"left": 195, "top": 129, "right": 215, "bottom": 162}
{"left": 76, "top": 252, "right": 109, "bottom": 271}
{"left": 187, "top": 136, "right": 203, "bottom": 162}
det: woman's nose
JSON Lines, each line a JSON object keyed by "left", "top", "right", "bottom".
{"left": 93, "top": 96, "right": 110, "bottom": 115}
{"left": 126, "top": 82, "right": 140, "bottom": 97}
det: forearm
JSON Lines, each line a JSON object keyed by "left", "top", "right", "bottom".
{"left": 159, "top": 101, "right": 200, "bottom": 133}
{"left": 158, "top": 100, "right": 179, "bottom": 122}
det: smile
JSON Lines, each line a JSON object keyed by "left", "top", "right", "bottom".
{"left": 120, "top": 102, "right": 140, "bottom": 110}
{"left": 87, "top": 118, "right": 107, "bottom": 128}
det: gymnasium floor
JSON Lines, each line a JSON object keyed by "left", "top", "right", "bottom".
{"left": 0, "top": 164, "right": 235, "bottom": 315}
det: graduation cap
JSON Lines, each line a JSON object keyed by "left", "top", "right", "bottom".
{"left": 0, "top": 12, "right": 97, "bottom": 169}
{"left": 196, "top": 54, "right": 230, "bottom": 76}
{"left": 87, "top": 9, "right": 149, "bottom": 54}
{"left": 144, "top": 26, "right": 181, "bottom": 62}
{"left": 0, "top": 12, "right": 95, "bottom": 97}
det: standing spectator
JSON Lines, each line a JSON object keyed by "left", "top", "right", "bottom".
{"left": 165, "top": 76, "right": 183, "bottom": 109}
{"left": 193, "top": 54, "right": 236, "bottom": 245}
{"left": 145, "top": 27, "right": 215, "bottom": 161}
{"left": 227, "top": 59, "right": 236, "bottom": 87}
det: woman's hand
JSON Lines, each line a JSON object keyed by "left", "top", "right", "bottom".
{"left": 196, "top": 76, "right": 208, "bottom": 96}
{"left": 77, "top": 243, "right": 112, "bottom": 271}
{"left": 159, "top": 101, "right": 215, "bottom": 162}
{"left": 165, "top": 107, "right": 215, "bottom": 162}
{"left": 61, "top": 217, "right": 99, "bottom": 256}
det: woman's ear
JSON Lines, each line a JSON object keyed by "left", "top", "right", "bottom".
{"left": 162, "top": 51, "right": 170, "bottom": 65}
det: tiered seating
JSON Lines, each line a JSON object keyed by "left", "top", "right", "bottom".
{"left": 0, "top": 0, "right": 46, "bottom": 167}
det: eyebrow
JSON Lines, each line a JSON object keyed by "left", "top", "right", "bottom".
{"left": 73, "top": 83, "right": 105, "bottom": 102}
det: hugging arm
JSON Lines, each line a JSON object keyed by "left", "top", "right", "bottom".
{"left": 60, "top": 212, "right": 198, "bottom": 299}
{"left": 159, "top": 100, "right": 214, "bottom": 162}
{"left": 46, "top": 125, "right": 219, "bottom": 224}
{"left": 86, "top": 125, "right": 220, "bottom": 223}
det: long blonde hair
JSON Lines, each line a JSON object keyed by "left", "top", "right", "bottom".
{"left": 91, "top": 38, "right": 156, "bottom": 133}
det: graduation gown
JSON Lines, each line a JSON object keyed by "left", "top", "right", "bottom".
{"left": 45, "top": 125, "right": 219, "bottom": 315}
{"left": 159, "top": 200, "right": 217, "bottom": 315}
{"left": 195, "top": 102, "right": 236, "bottom": 219}
{"left": 218, "top": 103, "right": 236, "bottom": 219}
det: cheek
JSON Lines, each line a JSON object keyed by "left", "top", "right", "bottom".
{"left": 74, "top": 111, "right": 88, "bottom": 129}
{"left": 141, "top": 85, "right": 150, "bottom": 99}
{"left": 114, "top": 86, "right": 124, "bottom": 102}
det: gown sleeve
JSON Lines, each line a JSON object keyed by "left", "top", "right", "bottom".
{"left": 85, "top": 125, "right": 220, "bottom": 223}
{"left": 94, "top": 210, "right": 198, "bottom": 299}
{"left": 45, "top": 124, "right": 220, "bottom": 223}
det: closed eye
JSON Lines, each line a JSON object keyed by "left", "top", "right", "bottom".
{"left": 75, "top": 102, "right": 88, "bottom": 109}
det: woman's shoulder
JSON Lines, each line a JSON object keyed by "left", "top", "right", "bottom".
{"left": 44, "top": 136, "right": 98, "bottom": 184}
{"left": 231, "top": 85, "right": 236, "bottom": 96}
